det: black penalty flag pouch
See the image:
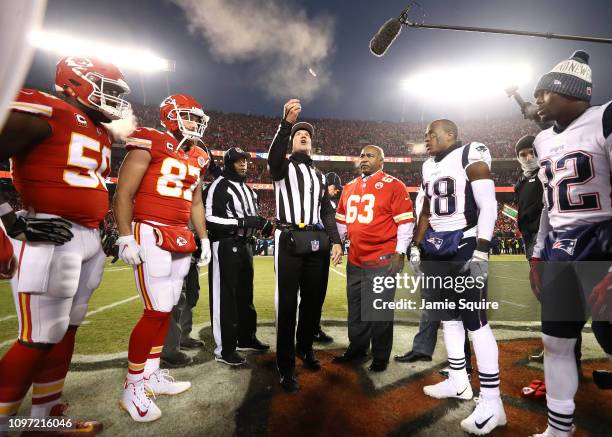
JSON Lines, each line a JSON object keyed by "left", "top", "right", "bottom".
{"left": 286, "top": 229, "right": 330, "bottom": 255}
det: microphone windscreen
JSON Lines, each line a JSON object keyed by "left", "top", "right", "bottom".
{"left": 369, "top": 18, "right": 402, "bottom": 57}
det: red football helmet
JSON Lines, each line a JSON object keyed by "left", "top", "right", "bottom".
{"left": 160, "top": 94, "right": 209, "bottom": 142}
{"left": 55, "top": 56, "right": 131, "bottom": 120}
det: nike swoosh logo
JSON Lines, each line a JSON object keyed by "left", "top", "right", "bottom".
{"left": 456, "top": 386, "right": 468, "bottom": 396}
{"left": 132, "top": 401, "right": 148, "bottom": 417}
{"left": 457, "top": 243, "right": 468, "bottom": 249}
{"left": 476, "top": 415, "right": 494, "bottom": 429}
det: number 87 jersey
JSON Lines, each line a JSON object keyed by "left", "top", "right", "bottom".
{"left": 534, "top": 101, "right": 612, "bottom": 232}
{"left": 125, "top": 127, "right": 210, "bottom": 226}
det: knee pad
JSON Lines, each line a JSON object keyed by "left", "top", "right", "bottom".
{"left": 543, "top": 333, "right": 577, "bottom": 357}
{"left": 47, "top": 253, "right": 82, "bottom": 299}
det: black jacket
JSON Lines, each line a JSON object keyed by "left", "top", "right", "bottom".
{"left": 514, "top": 170, "right": 543, "bottom": 235}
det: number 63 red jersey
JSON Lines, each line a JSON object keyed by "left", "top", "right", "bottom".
{"left": 125, "top": 127, "right": 210, "bottom": 226}
{"left": 336, "top": 170, "right": 414, "bottom": 267}
{"left": 10, "top": 89, "right": 112, "bottom": 228}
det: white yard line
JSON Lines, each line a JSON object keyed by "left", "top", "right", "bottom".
{"left": 199, "top": 271, "right": 208, "bottom": 277}
{"left": 490, "top": 275, "right": 530, "bottom": 282}
{"left": 0, "top": 315, "right": 16, "bottom": 322}
{"left": 499, "top": 299, "right": 529, "bottom": 308}
{"left": 85, "top": 295, "right": 140, "bottom": 317}
{"left": 330, "top": 267, "right": 346, "bottom": 278}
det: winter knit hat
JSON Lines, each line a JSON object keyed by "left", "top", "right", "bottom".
{"left": 534, "top": 50, "right": 592, "bottom": 102}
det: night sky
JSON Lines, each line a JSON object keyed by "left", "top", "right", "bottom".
{"left": 26, "top": 0, "right": 612, "bottom": 122}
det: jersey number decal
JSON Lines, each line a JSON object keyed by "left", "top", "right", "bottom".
{"left": 157, "top": 158, "right": 201, "bottom": 200}
{"left": 432, "top": 177, "right": 456, "bottom": 216}
{"left": 63, "top": 133, "right": 110, "bottom": 189}
{"left": 346, "top": 194, "right": 375, "bottom": 224}
{"left": 541, "top": 151, "right": 600, "bottom": 212}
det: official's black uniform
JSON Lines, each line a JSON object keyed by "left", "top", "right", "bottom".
{"left": 268, "top": 120, "right": 341, "bottom": 377}
{"left": 205, "top": 150, "right": 261, "bottom": 359}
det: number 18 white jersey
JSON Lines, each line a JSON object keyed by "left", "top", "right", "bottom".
{"left": 421, "top": 142, "right": 492, "bottom": 233}
{"left": 534, "top": 102, "right": 612, "bottom": 232}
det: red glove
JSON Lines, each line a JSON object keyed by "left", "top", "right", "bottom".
{"left": 529, "top": 257, "right": 542, "bottom": 300}
{"left": 588, "top": 270, "right": 612, "bottom": 320}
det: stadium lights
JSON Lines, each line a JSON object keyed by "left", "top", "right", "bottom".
{"left": 401, "top": 62, "right": 531, "bottom": 103}
{"left": 29, "top": 30, "right": 175, "bottom": 72}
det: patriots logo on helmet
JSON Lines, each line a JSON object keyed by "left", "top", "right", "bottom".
{"left": 475, "top": 145, "right": 488, "bottom": 152}
{"left": 552, "top": 238, "right": 577, "bottom": 256}
{"left": 176, "top": 236, "right": 188, "bottom": 247}
{"left": 426, "top": 236, "right": 444, "bottom": 250}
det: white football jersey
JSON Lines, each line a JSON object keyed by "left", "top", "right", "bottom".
{"left": 534, "top": 101, "right": 612, "bottom": 232}
{"left": 421, "top": 142, "right": 492, "bottom": 233}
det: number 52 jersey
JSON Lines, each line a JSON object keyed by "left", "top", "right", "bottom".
{"left": 125, "top": 127, "right": 210, "bottom": 226}
{"left": 534, "top": 102, "right": 612, "bottom": 232}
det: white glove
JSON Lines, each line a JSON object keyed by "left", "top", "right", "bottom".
{"left": 463, "top": 249, "right": 489, "bottom": 280}
{"left": 199, "top": 238, "right": 211, "bottom": 266}
{"left": 409, "top": 245, "right": 422, "bottom": 276}
{"left": 117, "top": 235, "right": 144, "bottom": 265}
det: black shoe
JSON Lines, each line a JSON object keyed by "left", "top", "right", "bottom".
{"left": 160, "top": 351, "right": 193, "bottom": 368}
{"left": 180, "top": 337, "right": 204, "bottom": 350}
{"left": 368, "top": 360, "right": 388, "bottom": 372}
{"left": 236, "top": 338, "right": 270, "bottom": 352}
{"left": 332, "top": 349, "right": 368, "bottom": 363}
{"left": 313, "top": 329, "right": 334, "bottom": 344}
{"left": 296, "top": 349, "right": 321, "bottom": 371}
{"left": 593, "top": 370, "right": 612, "bottom": 390}
{"left": 280, "top": 374, "right": 300, "bottom": 393}
{"left": 394, "top": 350, "right": 432, "bottom": 363}
{"left": 215, "top": 351, "right": 246, "bottom": 366}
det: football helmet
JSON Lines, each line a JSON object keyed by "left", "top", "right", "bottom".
{"left": 159, "top": 94, "right": 209, "bottom": 142}
{"left": 55, "top": 56, "right": 131, "bottom": 120}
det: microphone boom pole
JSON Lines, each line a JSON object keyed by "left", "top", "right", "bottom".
{"left": 400, "top": 16, "right": 612, "bottom": 45}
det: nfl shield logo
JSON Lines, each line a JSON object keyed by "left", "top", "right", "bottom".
{"left": 311, "top": 240, "right": 320, "bottom": 252}
{"left": 176, "top": 236, "right": 188, "bottom": 247}
{"left": 552, "top": 238, "right": 577, "bottom": 256}
{"left": 426, "top": 236, "right": 443, "bottom": 250}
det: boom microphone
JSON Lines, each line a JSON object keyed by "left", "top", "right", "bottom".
{"left": 369, "top": 18, "right": 402, "bottom": 57}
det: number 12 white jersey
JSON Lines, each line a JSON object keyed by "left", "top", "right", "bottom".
{"left": 421, "top": 142, "right": 492, "bottom": 233}
{"left": 534, "top": 102, "right": 612, "bottom": 232}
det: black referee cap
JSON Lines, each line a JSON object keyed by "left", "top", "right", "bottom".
{"left": 291, "top": 122, "right": 314, "bottom": 139}
{"left": 223, "top": 147, "right": 250, "bottom": 167}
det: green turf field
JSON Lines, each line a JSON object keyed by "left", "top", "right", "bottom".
{"left": 0, "top": 255, "right": 535, "bottom": 356}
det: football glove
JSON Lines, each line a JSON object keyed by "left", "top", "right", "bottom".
{"left": 100, "top": 225, "right": 119, "bottom": 263}
{"left": 463, "top": 249, "right": 489, "bottom": 281}
{"left": 238, "top": 215, "right": 267, "bottom": 230}
{"left": 7, "top": 216, "right": 73, "bottom": 245}
{"left": 409, "top": 244, "right": 422, "bottom": 276}
{"left": 529, "top": 257, "right": 542, "bottom": 301}
{"left": 117, "top": 235, "right": 144, "bottom": 265}
{"left": 198, "top": 238, "right": 211, "bottom": 266}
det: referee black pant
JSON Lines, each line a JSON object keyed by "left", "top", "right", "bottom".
{"left": 209, "top": 238, "right": 258, "bottom": 358}
{"left": 274, "top": 229, "right": 328, "bottom": 375}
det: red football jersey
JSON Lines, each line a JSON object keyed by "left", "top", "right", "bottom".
{"left": 9, "top": 89, "right": 112, "bottom": 228}
{"left": 336, "top": 170, "right": 414, "bottom": 267}
{"left": 0, "top": 228, "right": 13, "bottom": 264}
{"left": 125, "top": 127, "right": 210, "bottom": 226}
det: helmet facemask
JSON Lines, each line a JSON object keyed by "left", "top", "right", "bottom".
{"left": 82, "top": 71, "right": 131, "bottom": 120}
{"left": 169, "top": 107, "right": 209, "bottom": 142}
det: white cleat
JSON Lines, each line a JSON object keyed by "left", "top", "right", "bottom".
{"left": 146, "top": 369, "right": 191, "bottom": 396}
{"left": 120, "top": 379, "right": 162, "bottom": 423}
{"left": 423, "top": 377, "right": 473, "bottom": 400}
{"left": 532, "top": 425, "right": 575, "bottom": 437}
{"left": 460, "top": 394, "right": 507, "bottom": 435}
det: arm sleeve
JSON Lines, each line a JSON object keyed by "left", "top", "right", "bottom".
{"left": 321, "top": 188, "right": 341, "bottom": 244}
{"left": 395, "top": 222, "right": 414, "bottom": 254}
{"left": 532, "top": 203, "right": 551, "bottom": 258}
{"left": 470, "top": 178, "right": 496, "bottom": 242}
{"left": 391, "top": 182, "right": 415, "bottom": 225}
{"left": 204, "top": 179, "right": 238, "bottom": 233}
{"left": 267, "top": 120, "right": 292, "bottom": 181}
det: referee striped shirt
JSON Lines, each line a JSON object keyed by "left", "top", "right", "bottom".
{"left": 268, "top": 120, "right": 340, "bottom": 243}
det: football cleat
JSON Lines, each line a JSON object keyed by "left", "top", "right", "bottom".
{"left": 120, "top": 379, "right": 161, "bottom": 423}
{"left": 145, "top": 369, "right": 191, "bottom": 396}
{"left": 532, "top": 425, "right": 576, "bottom": 436}
{"left": 423, "top": 377, "right": 473, "bottom": 400}
{"left": 460, "top": 394, "right": 507, "bottom": 435}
